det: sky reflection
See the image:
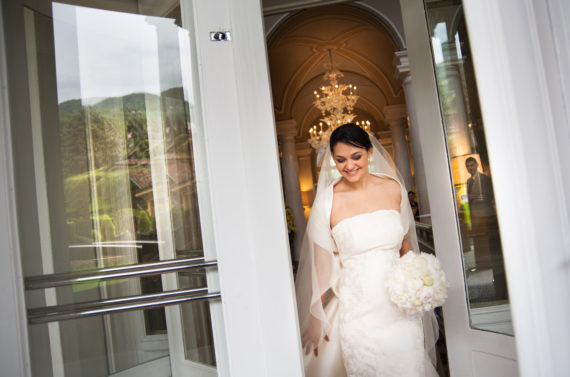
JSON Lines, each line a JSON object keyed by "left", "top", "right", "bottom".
{"left": 53, "top": 2, "right": 191, "bottom": 104}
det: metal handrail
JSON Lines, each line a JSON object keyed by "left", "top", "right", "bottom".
{"left": 27, "top": 289, "right": 221, "bottom": 324}
{"left": 418, "top": 238, "right": 436, "bottom": 254}
{"left": 414, "top": 221, "right": 433, "bottom": 231}
{"left": 30, "top": 287, "right": 209, "bottom": 315}
{"left": 25, "top": 257, "right": 217, "bottom": 290}
{"left": 415, "top": 221, "right": 436, "bottom": 254}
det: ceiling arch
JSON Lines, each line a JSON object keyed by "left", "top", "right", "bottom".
{"left": 267, "top": 4, "right": 406, "bottom": 140}
{"left": 292, "top": 71, "right": 388, "bottom": 137}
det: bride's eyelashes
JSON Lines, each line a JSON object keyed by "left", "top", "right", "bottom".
{"left": 335, "top": 154, "right": 363, "bottom": 163}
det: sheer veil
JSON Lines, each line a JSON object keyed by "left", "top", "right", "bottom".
{"left": 295, "top": 132, "right": 438, "bottom": 368}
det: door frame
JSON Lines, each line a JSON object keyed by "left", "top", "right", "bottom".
{"left": 399, "top": 1, "right": 518, "bottom": 376}
{"left": 184, "top": 0, "right": 303, "bottom": 375}
{"left": 400, "top": 0, "right": 570, "bottom": 376}
{"left": 462, "top": 1, "right": 570, "bottom": 376}
{"left": 0, "top": 1, "right": 30, "bottom": 375}
{"left": 0, "top": 0, "right": 304, "bottom": 376}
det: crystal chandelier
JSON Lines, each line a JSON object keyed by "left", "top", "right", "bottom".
{"left": 308, "top": 51, "right": 368, "bottom": 151}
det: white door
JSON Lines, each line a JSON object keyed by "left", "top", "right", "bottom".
{"left": 400, "top": 0, "right": 518, "bottom": 376}
{"left": 8, "top": 0, "right": 224, "bottom": 375}
{"left": 0, "top": 0, "right": 302, "bottom": 376}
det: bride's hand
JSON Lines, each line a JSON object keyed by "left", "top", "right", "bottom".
{"left": 301, "top": 316, "right": 330, "bottom": 356}
{"left": 399, "top": 235, "right": 411, "bottom": 257}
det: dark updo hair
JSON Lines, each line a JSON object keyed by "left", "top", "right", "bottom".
{"left": 329, "top": 123, "right": 373, "bottom": 153}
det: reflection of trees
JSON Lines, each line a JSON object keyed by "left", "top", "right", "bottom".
{"left": 63, "top": 168, "right": 156, "bottom": 243}
{"left": 58, "top": 89, "right": 200, "bottom": 251}
{"left": 58, "top": 88, "right": 215, "bottom": 362}
{"left": 60, "top": 97, "right": 153, "bottom": 178}
{"left": 61, "top": 109, "right": 123, "bottom": 177}
{"left": 125, "top": 108, "right": 150, "bottom": 160}
{"left": 59, "top": 97, "right": 157, "bottom": 246}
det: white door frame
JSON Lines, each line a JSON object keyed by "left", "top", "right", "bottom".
{"left": 400, "top": 0, "right": 570, "bottom": 376}
{"left": 399, "top": 1, "right": 518, "bottom": 376}
{"left": 185, "top": 0, "right": 303, "bottom": 375}
{"left": 0, "top": 1, "right": 31, "bottom": 375}
{"left": 462, "top": 1, "right": 570, "bottom": 376}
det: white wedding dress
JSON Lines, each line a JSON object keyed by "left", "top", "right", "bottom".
{"left": 304, "top": 209, "right": 439, "bottom": 377}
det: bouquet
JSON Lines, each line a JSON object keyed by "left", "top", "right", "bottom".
{"left": 386, "top": 252, "right": 449, "bottom": 318}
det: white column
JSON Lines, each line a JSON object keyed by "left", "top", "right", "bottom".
{"left": 439, "top": 41, "right": 473, "bottom": 157}
{"left": 277, "top": 119, "right": 306, "bottom": 261}
{"left": 383, "top": 105, "right": 413, "bottom": 191}
{"left": 296, "top": 142, "right": 314, "bottom": 221}
{"left": 394, "top": 50, "right": 431, "bottom": 218}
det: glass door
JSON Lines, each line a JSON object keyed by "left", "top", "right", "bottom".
{"left": 425, "top": 0, "right": 512, "bottom": 335}
{"left": 398, "top": 0, "right": 519, "bottom": 376}
{"left": 9, "top": 1, "right": 222, "bottom": 375}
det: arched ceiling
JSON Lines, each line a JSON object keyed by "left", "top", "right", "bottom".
{"left": 267, "top": 4, "right": 406, "bottom": 142}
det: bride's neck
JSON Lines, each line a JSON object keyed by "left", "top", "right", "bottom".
{"left": 343, "top": 172, "right": 372, "bottom": 191}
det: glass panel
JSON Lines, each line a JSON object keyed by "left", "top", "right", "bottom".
{"left": 425, "top": 0, "right": 513, "bottom": 336}
{"left": 19, "top": 1, "right": 217, "bottom": 375}
{"left": 28, "top": 308, "right": 171, "bottom": 376}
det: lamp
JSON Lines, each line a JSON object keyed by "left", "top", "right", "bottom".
{"left": 308, "top": 50, "right": 371, "bottom": 153}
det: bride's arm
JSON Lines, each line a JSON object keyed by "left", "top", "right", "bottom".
{"left": 400, "top": 235, "right": 411, "bottom": 257}
{"left": 301, "top": 243, "right": 335, "bottom": 356}
{"left": 302, "top": 299, "right": 330, "bottom": 357}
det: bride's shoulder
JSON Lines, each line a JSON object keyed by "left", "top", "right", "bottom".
{"left": 369, "top": 175, "right": 402, "bottom": 203}
{"left": 332, "top": 179, "right": 350, "bottom": 194}
{"left": 370, "top": 174, "right": 401, "bottom": 191}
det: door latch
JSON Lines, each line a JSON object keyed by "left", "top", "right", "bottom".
{"left": 210, "top": 31, "right": 231, "bottom": 42}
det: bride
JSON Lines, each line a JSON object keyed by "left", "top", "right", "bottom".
{"left": 295, "top": 123, "right": 439, "bottom": 377}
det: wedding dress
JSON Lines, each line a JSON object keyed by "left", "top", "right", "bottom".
{"left": 296, "top": 134, "right": 439, "bottom": 377}
{"left": 303, "top": 206, "right": 438, "bottom": 377}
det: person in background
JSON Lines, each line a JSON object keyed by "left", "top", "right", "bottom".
{"left": 465, "top": 157, "right": 494, "bottom": 219}
{"left": 464, "top": 157, "right": 508, "bottom": 300}
{"left": 408, "top": 191, "right": 419, "bottom": 221}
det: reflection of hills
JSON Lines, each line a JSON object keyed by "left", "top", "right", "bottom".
{"left": 58, "top": 98, "right": 82, "bottom": 113}
{"left": 58, "top": 88, "right": 186, "bottom": 119}
{"left": 58, "top": 87, "right": 191, "bottom": 180}
{"left": 58, "top": 92, "right": 156, "bottom": 120}
{"left": 93, "top": 92, "right": 158, "bottom": 113}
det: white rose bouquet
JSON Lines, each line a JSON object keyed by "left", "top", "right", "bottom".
{"left": 386, "top": 252, "right": 449, "bottom": 319}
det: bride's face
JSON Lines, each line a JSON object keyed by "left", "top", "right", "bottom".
{"left": 331, "top": 142, "right": 372, "bottom": 183}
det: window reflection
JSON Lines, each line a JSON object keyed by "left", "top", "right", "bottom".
{"left": 22, "top": 2, "right": 215, "bottom": 373}
{"left": 54, "top": 1, "right": 216, "bottom": 363}
{"left": 425, "top": 0, "right": 513, "bottom": 335}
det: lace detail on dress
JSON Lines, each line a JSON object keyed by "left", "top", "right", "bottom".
{"left": 331, "top": 211, "right": 428, "bottom": 377}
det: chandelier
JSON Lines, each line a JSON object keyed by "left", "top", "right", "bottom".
{"left": 308, "top": 51, "right": 370, "bottom": 151}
